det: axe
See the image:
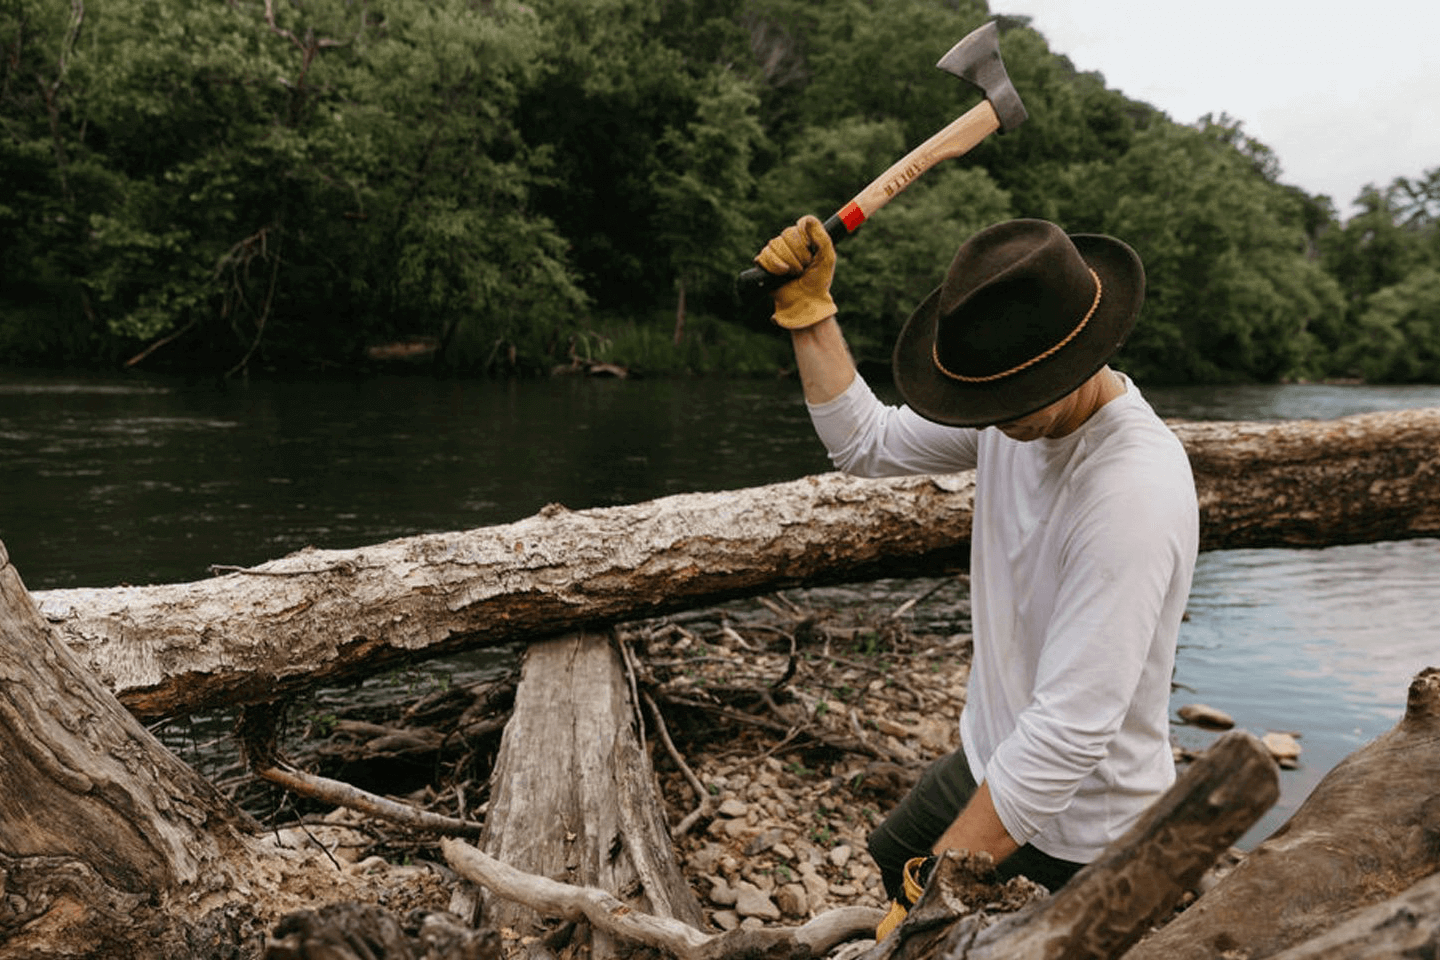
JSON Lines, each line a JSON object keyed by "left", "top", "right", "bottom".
{"left": 736, "top": 20, "right": 1028, "bottom": 300}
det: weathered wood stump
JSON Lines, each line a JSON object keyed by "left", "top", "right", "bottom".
{"left": 477, "top": 631, "right": 704, "bottom": 956}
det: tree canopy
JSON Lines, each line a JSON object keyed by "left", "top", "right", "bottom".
{"left": 1, "top": 0, "right": 1436, "bottom": 382}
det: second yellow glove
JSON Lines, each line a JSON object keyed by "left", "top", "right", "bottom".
{"left": 875, "top": 854, "right": 937, "bottom": 940}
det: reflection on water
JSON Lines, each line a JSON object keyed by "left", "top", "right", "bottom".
{"left": 3, "top": 366, "right": 1439, "bottom": 848}
{"left": 1172, "top": 539, "right": 1440, "bottom": 845}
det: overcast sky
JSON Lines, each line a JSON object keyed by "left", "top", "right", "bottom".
{"left": 992, "top": 0, "right": 1439, "bottom": 218}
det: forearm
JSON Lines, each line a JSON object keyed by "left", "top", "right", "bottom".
{"left": 790, "top": 316, "right": 856, "bottom": 405}
{"left": 932, "top": 780, "right": 1020, "bottom": 864}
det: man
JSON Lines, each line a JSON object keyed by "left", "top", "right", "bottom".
{"left": 753, "top": 215, "right": 1199, "bottom": 935}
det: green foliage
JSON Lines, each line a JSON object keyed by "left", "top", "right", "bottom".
{"left": 0, "top": 0, "right": 1434, "bottom": 382}
{"left": 1054, "top": 118, "right": 1346, "bottom": 383}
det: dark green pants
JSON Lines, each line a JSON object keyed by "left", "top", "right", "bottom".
{"left": 866, "top": 747, "right": 1084, "bottom": 899}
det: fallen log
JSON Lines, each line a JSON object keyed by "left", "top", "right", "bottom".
{"left": 0, "top": 539, "right": 457, "bottom": 957}
{"left": 1119, "top": 666, "right": 1440, "bottom": 960}
{"left": 31, "top": 408, "right": 1440, "bottom": 720}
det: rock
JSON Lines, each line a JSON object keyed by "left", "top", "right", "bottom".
{"left": 829, "top": 844, "right": 853, "bottom": 868}
{"left": 1262, "top": 731, "right": 1302, "bottom": 767}
{"left": 799, "top": 864, "right": 830, "bottom": 903}
{"left": 733, "top": 881, "right": 781, "bottom": 921}
{"left": 1178, "top": 703, "right": 1235, "bottom": 730}
{"left": 718, "top": 798, "right": 749, "bottom": 818}
{"left": 710, "top": 910, "right": 740, "bottom": 931}
{"left": 690, "top": 843, "right": 724, "bottom": 875}
{"left": 744, "top": 828, "right": 783, "bottom": 856}
{"left": 707, "top": 876, "right": 737, "bottom": 907}
{"left": 776, "top": 883, "right": 809, "bottom": 918}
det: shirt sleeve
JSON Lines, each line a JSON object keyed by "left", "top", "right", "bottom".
{"left": 982, "top": 471, "right": 1194, "bottom": 846}
{"left": 806, "top": 375, "right": 979, "bottom": 477}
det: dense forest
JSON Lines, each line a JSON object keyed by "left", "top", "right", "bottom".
{"left": 2, "top": 0, "right": 1438, "bottom": 383}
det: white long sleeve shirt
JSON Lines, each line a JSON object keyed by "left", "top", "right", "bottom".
{"left": 809, "top": 373, "right": 1198, "bottom": 862}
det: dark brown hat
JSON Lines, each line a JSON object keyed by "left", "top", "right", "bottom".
{"left": 892, "top": 219, "right": 1144, "bottom": 427}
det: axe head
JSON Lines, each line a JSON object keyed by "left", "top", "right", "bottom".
{"left": 936, "top": 21, "right": 1027, "bottom": 133}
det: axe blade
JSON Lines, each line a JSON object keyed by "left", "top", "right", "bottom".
{"left": 936, "top": 21, "right": 1028, "bottom": 132}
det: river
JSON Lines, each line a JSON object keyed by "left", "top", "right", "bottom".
{"left": 2, "top": 365, "right": 1438, "bottom": 845}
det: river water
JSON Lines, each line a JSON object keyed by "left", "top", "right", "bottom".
{"left": 2, "top": 365, "right": 1438, "bottom": 845}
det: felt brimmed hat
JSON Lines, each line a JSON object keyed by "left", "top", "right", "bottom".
{"left": 892, "top": 218, "right": 1144, "bottom": 427}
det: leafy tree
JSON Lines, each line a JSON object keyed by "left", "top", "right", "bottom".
{"left": 1337, "top": 268, "right": 1440, "bottom": 382}
{"left": 1054, "top": 118, "right": 1344, "bottom": 383}
{"left": 651, "top": 69, "right": 766, "bottom": 344}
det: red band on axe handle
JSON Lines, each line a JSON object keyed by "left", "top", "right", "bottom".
{"left": 839, "top": 202, "right": 866, "bottom": 232}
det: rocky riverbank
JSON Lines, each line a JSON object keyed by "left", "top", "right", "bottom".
{"left": 198, "top": 573, "right": 1280, "bottom": 951}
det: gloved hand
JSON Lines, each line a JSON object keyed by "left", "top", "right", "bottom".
{"left": 875, "top": 854, "right": 937, "bottom": 940}
{"left": 752, "top": 215, "right": 837, "bottom": 330}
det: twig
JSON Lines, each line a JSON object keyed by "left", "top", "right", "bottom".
{"left": 890, "top": 577, "right": 955, "bottom": 619}
{"left": 656, "top": 692, "right": 887, "bottom": 760}
{"left": 254, "top": 762, "right": 482, "bottom": 839}
{"left": 125, "top": 318, "right": 199, "bottom": 369}
{"left": 239, "top": 702, "right": 481, "bottom": 838}
{"left": 617, "top": 631, "right": 646, "bottom": 755}
{"left": 642, "top": 691, "right": 712, "bottom": 837}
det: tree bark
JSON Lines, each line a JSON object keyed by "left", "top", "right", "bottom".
{"left": 1119, "top": 666, "right": 1440, "bottom": 960}
{"left": 0, "top": 539, "right": 468, "bottom": 957}
{"left": 1259, "top": 870, "right": 1440, "bottom": 960}
{"left": 32, "top": 407, "right": 1440, "bottom": 721}
{"left": 0, "top": 540, "right": 266, "bottom": 955}
{"left": 476, "top": 631, "right": 704, "bottom": 954}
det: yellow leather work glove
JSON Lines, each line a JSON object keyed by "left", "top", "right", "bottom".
{"left": 875, "top": 855, "right": 936, "bottom": 940}
{"left": 752, "top": 215, "right": 837, "bottom": 330}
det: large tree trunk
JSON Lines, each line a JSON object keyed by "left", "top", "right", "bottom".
{"left": 477, "top": 631, "right": 704, "bottom": 955}
{"left": 0, "top": 540, "right": 265, "bottom": 955}
{"left": 32, "top": 408, "right": 1440, "bottom": 721}
{"left": 0, "top": 541, "right": 454, "bottom": 958}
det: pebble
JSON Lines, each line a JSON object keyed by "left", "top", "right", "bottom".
{"left": 711, "top": 910, "right": 740, "bottom": 931}
{"left": 799, "top": 864, "right": 830, "bottom": 902}
{"left": 1178, "top": 703, "right": 1236, "bottom": 730}
{"left": 1263, "top": 731, "right": 1302, "bottom": 768}
{"left": 776, "top": 884, "right": 808, "bottom": 918}
{"left": 829, "top": 844, "right": 853, "bottom": 868}
{"left": 733, "top": 881, "right": 781, "bottom": 920}
{"left": 707, "top": 876, "right": 737, "bottom": 907}
{"left": 718, "top": 798, "right": 749, "bottom": 818}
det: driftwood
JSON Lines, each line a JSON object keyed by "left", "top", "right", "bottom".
{"left": 1120, "top": 666, "right": 1440, "bottom": 960}
{"left": 475, "top": 631, "right": 704, "bottom": 954}
{"left": 30, "top": 407, "right": 1440, "bottom": 721}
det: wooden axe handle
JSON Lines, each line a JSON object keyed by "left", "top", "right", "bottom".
{"left": 736, "top": 98, "right": 1002, "bottom": 297}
